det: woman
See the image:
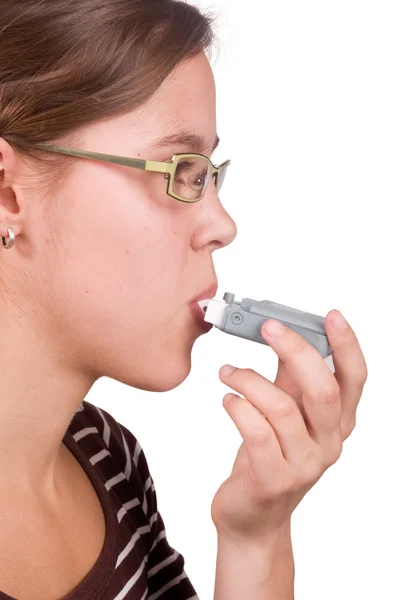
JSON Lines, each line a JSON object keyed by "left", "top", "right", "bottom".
{"left": 0, "top": 1, "right": 368, "bottom": 598}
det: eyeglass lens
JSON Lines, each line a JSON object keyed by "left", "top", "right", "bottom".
{"left": 172, "top": 156, "right": 226, "bottom": 200}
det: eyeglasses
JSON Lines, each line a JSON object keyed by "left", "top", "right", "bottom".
{"left": 27, "top": 143, "right": 231, "bottom": 203}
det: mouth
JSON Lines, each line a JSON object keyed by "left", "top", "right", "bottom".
{"left": 190, "top": 281, "right": 218, "bottom": 304}
{"left": 188, "top": 280, "right": 218, "bottom": 332}
{"left": 189, "top": 301, "right": 213, "bottom": 331}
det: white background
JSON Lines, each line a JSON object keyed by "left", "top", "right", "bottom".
{"left": 87, "top": 1, "right": 397, "bottom": 598}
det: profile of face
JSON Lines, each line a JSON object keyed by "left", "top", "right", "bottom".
{"left": 1, "top": 51, "right": 238, "bottom": 393}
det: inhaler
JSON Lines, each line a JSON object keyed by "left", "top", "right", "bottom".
{"left": 198, "top": 292, "right": 334, "bottom": 370}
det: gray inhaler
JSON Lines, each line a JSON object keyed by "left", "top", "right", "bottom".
{"left": 198, "top": 292, "right": 333, "bottom": 360}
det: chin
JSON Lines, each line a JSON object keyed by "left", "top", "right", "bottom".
{"left": 109, "top": 353, "right": 193, "bottom": 393}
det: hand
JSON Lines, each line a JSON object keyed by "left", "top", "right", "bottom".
{"left": 210, "top": 310, "right": 368, "bottom": 545}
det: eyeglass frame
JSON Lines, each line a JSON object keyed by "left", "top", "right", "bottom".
{"left": 26, "top": 143, "right": 231, "bottom": 204}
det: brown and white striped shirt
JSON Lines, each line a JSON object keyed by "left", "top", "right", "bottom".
{"left": 0, "top": 399, "right": 199, "bottom": 600}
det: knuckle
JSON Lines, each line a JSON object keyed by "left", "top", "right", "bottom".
{"left": 247, "top": 427, "right": 273, "bottom": 448}
{"left": 293, "top": 340, "right": 307, "bottom": 357}
{"left": 327, "top": 441, "right": 343, "bottom": 466}
{"left": 321, "top": 434, "right": 343, "bottom": 467}
{"left": 342, "top": 414, "right": 356, "bottom": 439}
{"left": 322, "top": 383, "right": 341, "bottom": 407}
{"left": 274, "top": 399, "right": 296, "bottom": 421}
{"left": 355, "top": 374, "right": 367, "bottom": 395}
{"left": 354, "top": 381, "right": 364, "bottom": 396}
{"left": 300, "top": 454, "right": 324, "bottom": 485}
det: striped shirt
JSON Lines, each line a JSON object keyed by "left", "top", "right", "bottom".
{"left": 0, "top": 400, "right": 199, "bottom": 600}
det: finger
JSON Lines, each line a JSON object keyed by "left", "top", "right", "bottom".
{"left": 222, "top": 392, "right": 285, "bottom": 481}
{"left": 274, "top": 358, "right": 303, "bottom": 403}
{"left": 261, "top": 319, "right": 341, "bottom": 447}
{"left": 324, "top": 310, "right": 368, "bottom": 437}
{"left": 220, "top": 366, "right": 311, "bottom": 463}
{"left": 274, "top": 359, "right": 307, "bottom": 423}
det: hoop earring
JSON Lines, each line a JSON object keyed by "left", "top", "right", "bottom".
{"left": 1, "top": 226, "right": 15, "bottom": 249}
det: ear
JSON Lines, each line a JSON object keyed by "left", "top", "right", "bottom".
{"left": 0, "top": 139, "right": 23, "bottom": 240}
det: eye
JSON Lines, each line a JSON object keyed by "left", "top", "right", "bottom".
{"left": 175, "top": 160, "right": 207, "bottom": 189}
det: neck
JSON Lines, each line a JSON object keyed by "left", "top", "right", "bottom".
{"left": 0, "top": 310, "right": 96, "bottom": 500}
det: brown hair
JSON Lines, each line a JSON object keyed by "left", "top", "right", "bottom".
{"left": 0, "top": 0, "right": 220, "bottom": 197}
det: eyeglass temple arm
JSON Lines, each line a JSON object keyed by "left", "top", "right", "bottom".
{"left": 29, "top": 144, "right": 230, "bottom": 175}
{"left": 29, "top": 143, "right": 173, "bottom": 174}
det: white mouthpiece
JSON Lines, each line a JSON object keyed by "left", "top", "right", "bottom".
{"left": 197, "top": 298, "right": 227, "bottom": 328}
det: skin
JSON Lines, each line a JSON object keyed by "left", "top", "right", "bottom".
{"left": 0, "top": 49, "right": 368, "bottom": 551}
{"left": 0, "top": 51, "right": 237, "bottom": 505}
{"left": 212, "top": 314, "right": 368, "bottom": 548}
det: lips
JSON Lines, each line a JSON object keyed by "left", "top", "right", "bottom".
{"left": 190, "top": 281, "right": 218, "bottom": 304}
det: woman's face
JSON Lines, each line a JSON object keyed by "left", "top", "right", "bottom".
{"left": 30, "top": 52, "right": 238, "bottom": 392}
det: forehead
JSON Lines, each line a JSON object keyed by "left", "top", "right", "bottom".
{"left": 128, "top": 53, "right": 217, "bottom": 139}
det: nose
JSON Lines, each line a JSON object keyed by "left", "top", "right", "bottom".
{"left": 191, "top": 185, "right": 238, "bottom": 252}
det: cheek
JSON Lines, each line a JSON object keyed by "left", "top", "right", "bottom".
{"left": 46, "top": 178, "right": 189, "bottom": 347}
{"left": 39, "top": 170, "right": 202, "bottom": 390}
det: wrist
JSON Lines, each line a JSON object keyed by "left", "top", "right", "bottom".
{"left": 216, "top": 518, "right": 292, "bottom": 553}
{"left": 214, "top": 520, "right": 295, "bottom": 599}
{"left": 216, "top": 520, "right": 293, "bottom": 578}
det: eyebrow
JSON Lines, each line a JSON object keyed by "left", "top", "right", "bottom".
{"left": 151, "top": 130, "right": 220, "bottom": 155}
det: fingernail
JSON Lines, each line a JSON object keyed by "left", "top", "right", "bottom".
{"left": 262, "top": 319, "right": 285, "bottom": 337}
{"left": 331, "top": 310, "right": 348, "bottom": 329}
{"left": 220, "top": 364, "right": 236, "bottom": 378}
{"left": 224, "top": 393, "right": 235, "bottom": 403}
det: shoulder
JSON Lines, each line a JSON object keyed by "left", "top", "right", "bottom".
{"left": 72, "top": 399, "right": 153, "bottom": 493}
{"left": 68, "top": 401, "right": 199, "bottom": 598}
